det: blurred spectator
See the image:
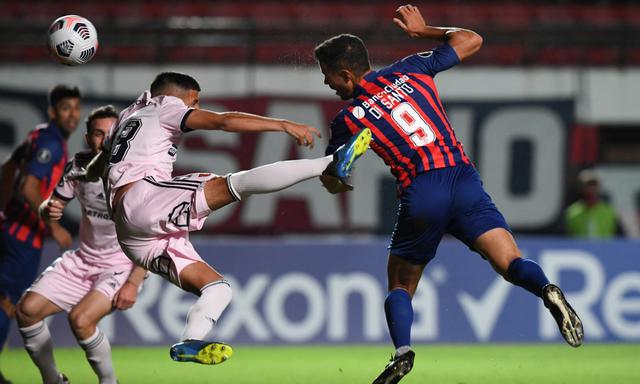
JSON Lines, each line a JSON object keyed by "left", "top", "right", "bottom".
{"left": 565, "top": 169, "right": 618, "bottom": 238}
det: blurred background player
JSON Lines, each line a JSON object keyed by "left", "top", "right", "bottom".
{"left": 0, "top": 85, "right": 80, "bottom": 383}
{"left": 315, "top": 5, "right": 583, "bottom": 383}
{"left": 89, "top": 72, "right": 370, "bottom": 365}
{"left": 565, "top": 169, "right": 619, "bottom": 238}
{"left": 15, "top": 105, "right": 146, "bottom": 384}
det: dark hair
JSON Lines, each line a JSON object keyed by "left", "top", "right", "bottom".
{"left": 314, "top": 34, "right": 371, "bottom": 76}
{"left": 150, "top": 72, "right": 201, "bottom": 96}
{"left": 48, "top": 84, "right": 81, "bottom": 108}
{"left": 85, "top": 105, "right": 119, "bottom": 134}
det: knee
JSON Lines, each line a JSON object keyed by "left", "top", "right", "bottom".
{"left": 15, "top": 297, "right": 35, "bottom": 326}
{"left": 68, "top": 310, "right": 95, "bottom": 337}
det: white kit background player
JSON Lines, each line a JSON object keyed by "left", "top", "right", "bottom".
{"left": 83, "top": 72, "right": 371, "bottom": 365}
{"left": 16, "top": 106, "right": 147, "bottom": 384}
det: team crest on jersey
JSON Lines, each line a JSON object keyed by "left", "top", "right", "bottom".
{"left": 168, "top": 201, "right": 190, "bottom": 227}
{"left": 36, "top": 148, "right": 52, "bottom": 164}
{"left": 418, "top": 51, "right": 434, "bottom": 58}
{"left": 352, "top": 106, "right": 365, "bottom": 119}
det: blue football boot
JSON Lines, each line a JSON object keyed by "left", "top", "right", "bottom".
{"left": 323, "top": 128, "right": 372, "bottom": 185}
{"left": 170, "top": 340, "right": 233, "bottom": 365}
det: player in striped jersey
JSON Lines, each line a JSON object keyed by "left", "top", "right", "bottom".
{"left": 315, "top": 5, "right": 583, "bottom": 384}
{"left": 0, "top": 85, "right": 80, "bottom": 383}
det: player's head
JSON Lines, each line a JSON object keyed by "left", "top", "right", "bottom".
{"left": 314, "top": 34, "right": 371, "bottom": 100}
{"left": 85, "top": 105, "right": 118, "bottom": 154}
{"left": 48, "top": 84, "right": 81, "bottom": 138}
{"left": 150, "top": 72, "right": 201, "bottom": 108}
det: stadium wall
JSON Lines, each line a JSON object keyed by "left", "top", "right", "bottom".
{"left": 1, "top": 65, "right": 639, "bottom": 124}
{"left": 7, "top": 237, "right": 640, "bottom": 347}
{"left": 2, "top": 80, "right": 640, "bottom": 236}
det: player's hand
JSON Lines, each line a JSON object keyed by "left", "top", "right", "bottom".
{"left": 113, "top": 281, "right": 139, "bottom": 310}
{"left": 283, "top": 122, "right": 322, "bottom": 149}
{"left": 66, "top": 166, "right": 88, "bottom": 181}
{"left": 50, "top": 225, "right": 72, "bottom": 249}
{"left": 320, "top": 174, "right": 353, "bottom": 194}
{"left": 393, "top": 4, "right": 428, "bottom": 38}
{"left": 40, "top": 199, "right": 65, "bottom": 221}
{"left": 67, "top": 151, "right": 106, "bottom": 182}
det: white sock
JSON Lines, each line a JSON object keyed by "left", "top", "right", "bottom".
{"left": 227, "top": 156, "right": 332, "bottom": 200}
{"left": 78, "top": 328, "right": 116, "bottom": 384}
{"left": 19, "top": 321, "right": 60, "bottom": 384}
{"left": 180, "top": 280, "right": 232, "bottom": 341}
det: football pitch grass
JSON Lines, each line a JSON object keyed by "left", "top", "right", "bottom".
{"left": 3, "top": 343, "right": 639, "bottom": 383}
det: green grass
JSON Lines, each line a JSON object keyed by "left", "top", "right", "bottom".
{"left": 2, "top": 344, "right": 640, "bottom": 384}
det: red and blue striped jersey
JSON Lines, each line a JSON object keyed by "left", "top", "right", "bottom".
{"left": 326, "top": 43, "right": 471, "bottom": 193}
{"left": 3, "top": 122, "right": 68, "bottom": 249}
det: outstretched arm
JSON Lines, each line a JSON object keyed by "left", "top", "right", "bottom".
{"left": 393, "top": 4, "right": 483, "bottom": 61}
{"left": 185, "top": 109, "right": 322, "bottom": 149}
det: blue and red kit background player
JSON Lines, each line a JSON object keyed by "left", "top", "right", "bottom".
{"left": 0, "top": 85, "right": 80, "bottom": 366}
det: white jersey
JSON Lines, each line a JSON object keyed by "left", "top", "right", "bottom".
{"left": 105, "top": 91, "right": 193, "bottom": 209}
{"left": 54, "top": 151, "right": 130, "bottom": 267}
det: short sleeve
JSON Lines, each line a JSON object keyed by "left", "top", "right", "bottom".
{"left": 401, "top": 43, "right": 460, "bottom": 77}
{"left": 53, "top": 160, "right": 76, "bottom": 202}
{"left": 25, "top": 134, "right": 64, "bottom": 180}
{"left": 159, "top": 96, "right": 194, "bottom": 133}
{"left": 325, "top": 111, "right": 353, "bottom": 156}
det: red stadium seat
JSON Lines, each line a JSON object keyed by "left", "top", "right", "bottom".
{"left": 534, "top": 5, "right": 578, "bottom": 26}
{"left": 292, "top": 3, "right": 337, "bottom": 27}
{"left": 584, "top": 47, "right": 620, "bottom": 66}
{"left": 536, "top": 47, "right": 583, "bottom": 66}
{"left": 444, "top": 4, "right": 492, "bottom": 28}
{"left": 254, "top": 42, "right": 316, "bottom": 65}
{"left": 490, "top": 4, "right": 532, "bottom": 30}
{"left": 625, "top": 48, "right": 640, "bottom": 65}
{"left": 472, "top": 45, "right": 527, "bottom": 66}
{"left": 575, "top": 5, "right": 621, "bottom": 27}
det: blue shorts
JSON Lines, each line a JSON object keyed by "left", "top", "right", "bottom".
{"left": 389, "top": 164, "right": 510, "bottom": 265}
{"left": 0, "top": 227, "right": 43, "bottom": 304}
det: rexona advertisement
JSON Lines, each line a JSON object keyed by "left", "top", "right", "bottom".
{"left": 9, "top": 238, "right": 640, "bottom": 346}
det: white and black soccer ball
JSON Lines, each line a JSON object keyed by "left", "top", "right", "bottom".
{"left": 47, "top": 15, "right": 98, "bottom": 66}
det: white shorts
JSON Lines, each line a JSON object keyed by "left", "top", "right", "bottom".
{"left": 113, "top": 173, "right": 219, "bottom": 287}
{"left": 29, "top": 249, "right": 133, "bottom": 312}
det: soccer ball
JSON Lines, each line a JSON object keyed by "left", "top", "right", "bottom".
{"left": 47, "top": 15, "right": 98, "bottom": 66}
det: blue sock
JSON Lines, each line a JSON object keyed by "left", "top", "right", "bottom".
{"left": 384, "top": 289, "right": 413, "bottom": 349}
{"left": 506, "top": 258, "right": 550, "bottom": 297}
{"left": 0, "top": 308, "right": 11, "bottom": 351}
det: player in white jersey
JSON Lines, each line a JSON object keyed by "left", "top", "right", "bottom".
{"left": 77, "top": 72, "right": 371, "bottom": 365}
{"left": 15, "top": 106, "right": 147, "bottom": 384}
